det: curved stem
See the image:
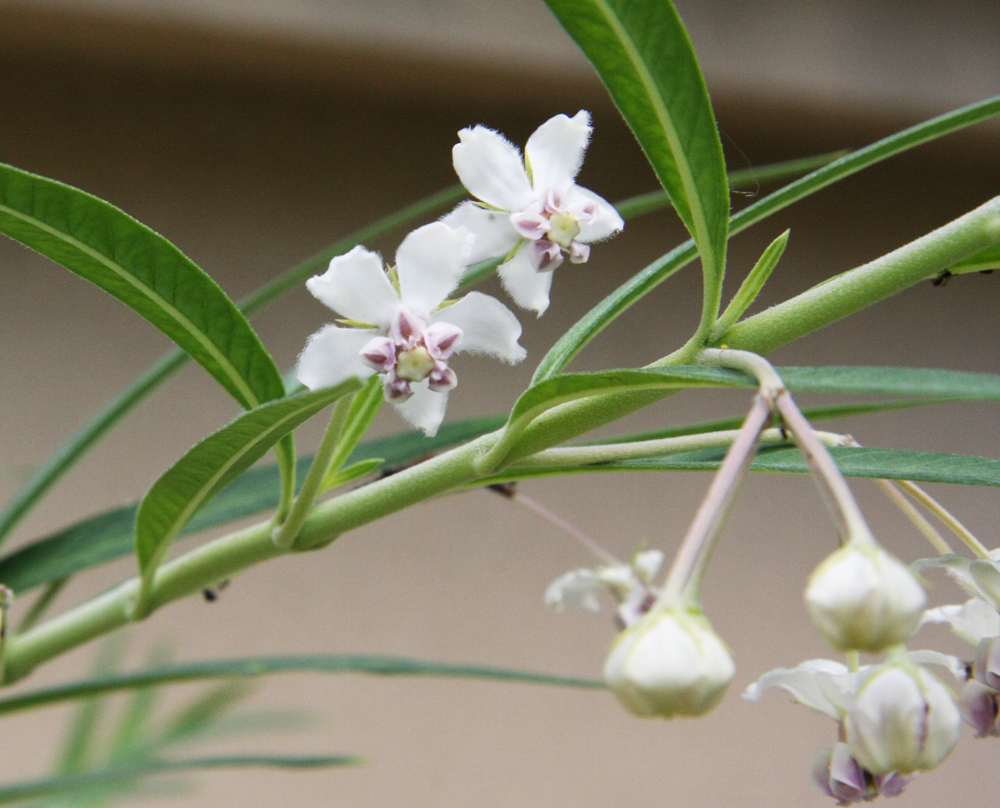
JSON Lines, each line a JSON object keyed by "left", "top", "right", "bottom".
{"left": 659, "top": 394, "right": 771, "bottom": 606}
{"left": 875, "top": 480, "right": 953, "bottom": 555}
{"left": 894, "top": 480, "right": 991, "bottom": 558}
{"left": 272, "top": 396, "right": 353, "bottom": 550}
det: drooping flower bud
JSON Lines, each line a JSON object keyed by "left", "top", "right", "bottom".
{"left": 845, "top": 661, "right": 961, "bottom": 774}
{"left": 603, "top": 609, "right": 734, "bottom": 719}
{"left": 805, "top": 540, "right": 926, "bottom": 653}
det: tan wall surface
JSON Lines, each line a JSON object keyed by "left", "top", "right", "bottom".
{"left": 1, "top": 10, "right": 999, "bottom": 808}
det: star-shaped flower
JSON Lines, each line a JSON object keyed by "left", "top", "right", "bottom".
{"left": 443, "top": 111, "right": 624, "bottom": 315}
{"left": 296, "top": 222, "right": 526, "bottom": 436}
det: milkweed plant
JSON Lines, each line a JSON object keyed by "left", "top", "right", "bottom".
{"left": 0, "top": 0, "right": 998, "bottom": 804}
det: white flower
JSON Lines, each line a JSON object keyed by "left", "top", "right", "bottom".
{"left": 743, "top": 658, "right": 858, "bottom": 719}
{"left": 914, "top": 550, "right": 1000, "bottom": 612}
{"left": 544, "top": 549, "right": 664, "bottom": 628}
{"left": 443, "top": 111, "right": 623, "bottom": 315}
{"left": 922, "top": 597, "right": 1000, "bottom": 646}
{"left": 296, "top": 222, "right": 526, "bottom": 436}
{"left": 845, "top": 661, "right": 961, "bottom": 774}
{"left": 604, "top": 609, "right": 734, "bottom": 719}
{"left": 805, "top": 540, "right": 927, "bottom": 653}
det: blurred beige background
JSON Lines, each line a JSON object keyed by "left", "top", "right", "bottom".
{"left": 0, "top": 0, "right": 998, "bottom": 806}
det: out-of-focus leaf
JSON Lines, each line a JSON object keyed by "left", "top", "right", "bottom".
{"left": 0, "top": 756, "right": 359, "bottom": 804}
{"left": 0, "top": 654, "right": 605, "bottom": 717}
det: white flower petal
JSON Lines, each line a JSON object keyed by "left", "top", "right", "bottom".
{"left": 573, "top": 186, "right": 625, "bottom": 243}
{"left": 633, "top": 550, "right": 665, "bottom": 584}
{"left": 453, "top": 125, "right": 534, "bottom": 210}
{"left": 545, "top": 569, "right": 604, "bottom": 613}
{"left": 496, "top": 246, "right": 553, "bottom": 315}
{"left": 907, "top": 649, "right": 967, "bottom": 680}
{"left": 395, "top": 222, "right": 470, "bottom": 316}
{"left": 432, "top": 292, "right": 526, "bottom": 364}
{"left": 391, "top": 382, "right": 449, "bottom": 436}
{"left": 305, "top": 246, "right": 398, "bottom": 326}
{"left": 922, "top": 599, "right": 1000, "bottom": 645}
{"left": 441, "top": 202, "right": 520, "bottom": 263}
{"left": 742, "top": 659, "right": 851, "bottom": 719}
{"left": 525, "top": 111, "right": 592, "bottom": 191}
{"left": 296, "top": 325, "right": 376, "bottom": 391}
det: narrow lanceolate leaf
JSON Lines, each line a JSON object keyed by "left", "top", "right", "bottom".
{"left": 0, "top": 655, "right": 605, "bottom": 716}
{"left": 0, "top": 756, "right": 359, "bottom": 804}
{"left": 504, "top": 367, "right": 749, "bottom": 439}
{"left": 0, "top": 416, "right": 506, "bottom": 595}
{"left": 134, "top": 382, "right": 359, "bottom": 610}
{"left": 543, "top": 0, "right": 729, "bottom": 288}
{"left": 486, "top": 447, "right": 1000, "bottom": 488}
{"left": 532, "top": 94, "right": 1000, "bottom": 383}
{"left": 0, "top": 163, "right": 285, "bottom": 411}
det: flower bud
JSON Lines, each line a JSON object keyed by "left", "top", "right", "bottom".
{"left": 974, "top": 635, "right": 1000, "bottom": 690}
{"left": 845, "top": 662, "right": 961, "bottom": 774}
{"left": 805, "top": 541, "right": 926, "bottom": 653}
{"left": 603, "top": 609, "right": 734, "bottom": 719}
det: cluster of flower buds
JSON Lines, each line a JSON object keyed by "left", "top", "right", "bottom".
{"left": 296, "top": 112, "right": 622, "bottom": 434}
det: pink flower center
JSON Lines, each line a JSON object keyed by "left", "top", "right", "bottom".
{"left": 509, "top": 189, "right": 598, "bottom": 271}
{"left": 360, "top": 307, "right": 463, "bottom": 401}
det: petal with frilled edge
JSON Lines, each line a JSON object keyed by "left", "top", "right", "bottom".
{"left": 296, "top": 325, "right": 376, "bottom": 391}
{"left": 496, "top": 246, "right": 553, "bottom": 316}
{"left": 525, "top": 110, "right": 592, "bottom": 191}
{"left": 453, "top": 125, "right": 533, "bottom": 211}
{"left": 433, "top": 292, "right": 526, "bottom": 363}
{"left": 572, "top": 186, "right": 625, "bottom": 243}
{"left": 396, "top": 222, "right": 471, "bottom": 316}
{"left": 441, "top": 202, "right": 520, "bottom": 264}
{"left": 392, "top": 382, "right": 449, "bottom": 437}
{"left": 306, "top": 246, "right": 398, "bottom": 327}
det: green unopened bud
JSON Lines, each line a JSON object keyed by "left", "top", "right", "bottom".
{"left": 603, "top": 609, "right": 734, "bottom": 719}
{"left": 805, "top": 540, "right": 926, "bottom": 653}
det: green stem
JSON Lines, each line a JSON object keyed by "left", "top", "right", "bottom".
{"left": 272, "top": 396, "right": 354, "bottom": 550}
{"left": 718, "top": 197, "right": 1000, "bottom": 353}
{"left": 2, "top": 435, "right": 496, "bottom": 682}
{"left": 659, "top": 394, "right": 771, "bottom": 607}
{"left": 874, "top": 480, "right": 953, "bottom": 555}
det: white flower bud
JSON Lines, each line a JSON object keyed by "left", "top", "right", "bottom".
{"left": 845, "top": 662, "right": 961, "bottom": 775}
{"left": 805, "top": 541, "right": 926, "bottom": 653}
{"left": 603, "top": 609, "right": 734, "bottom": 719}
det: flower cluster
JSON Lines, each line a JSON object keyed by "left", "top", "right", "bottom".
{"left": 296, "top": 112, "right": 622, "bottom": 434}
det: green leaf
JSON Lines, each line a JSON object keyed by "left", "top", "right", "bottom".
{"left": 0, "top": 756, "right": 359, "bottom": 804}
{"left": 0, "top": 416, "right": 506, "bottom": 594}
{"left": 0, "top": 163, "right": 285, "bottom": 412}
{"left": 949, "top": 243, "right": 1000, "bottom": 274}
{"left": 590, "top": 398, "right": 959, "bottom": 445}
{"left": 134, "top": 383, "right": 359, "bottom": 613}
{"left": 709, "top": 229, "right": 789, "bottom": 342}
{"left": 543, "top": 0, "right": 728, "bottom": 293}
{"left": 531, "top": 94, "right": 1000, "bottom": 383}
{"left": 321, "top": 459, "right": 384, "bottom": 493}
{"left": 488, "top": 446, "right": 1000, "bottom": 488}
{"left": 777, "top": 366, "right": 1000, "bottom": 398}
{"left": 0, "top": 655, "right": 605, "bottom": 717}
{"left": 505, "top": 366, "right": 749, "bottom": 438}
